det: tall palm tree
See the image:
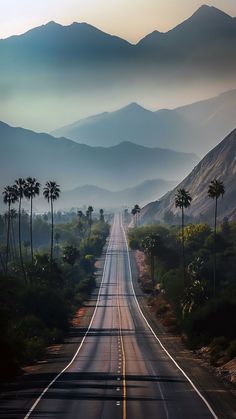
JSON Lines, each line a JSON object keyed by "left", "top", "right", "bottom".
{"left": 10, "top": 209, "right": 18, "bottom": 262}
{"left": 99, "top": 209, "right": 104, "bottom": 222}
{"left": 43, "top": 181, "right": 61, "bottom": 267}
{"left": 87, "top": 206, "right": 94, "bottom": 238}
{"left": 2, "top": 185, "right": 18, "bottom": 274}
{"left": 131, "top": 207, "right": 137, "bottom": 226}
{"left": 175, "top": 188, "right": 192, "bottom": 284}
{"left": 77, "top": 210, "right": 83, "bottom": 220}
{"left": 142, "top": 234, "right": 161, "bottom": 293}
{"left": 134, "top": 204, "right": 141, "bottom": 227}
{"left": 208, "top": 179, "right": 225, "bottom": 296}
{"left": 15, "top": 178, "right": 26, "bottom": 277}
{"left": 25, "top": 178, "right": 40, "bottom": 263}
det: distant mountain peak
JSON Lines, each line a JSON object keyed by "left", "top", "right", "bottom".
{"left": 190, "top": 4, "right": 232, "bottom": 20}
{"left": 118, "top": 102, "right": 150, "bottom": 112}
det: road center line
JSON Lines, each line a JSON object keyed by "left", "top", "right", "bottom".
{"left": 116, "top": 245, "right": 127, "bottom": 419}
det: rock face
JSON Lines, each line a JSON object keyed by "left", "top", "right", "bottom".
{"left": 141, "top": 129, "right": 236, "bottom": 223}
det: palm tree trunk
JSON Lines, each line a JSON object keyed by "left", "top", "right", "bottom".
{"left": 151, "top": 255, "right": 155, "bottom": 293}
{"left": 18, "top": 198, "right": 26, "bottom": 281}
{"left": 6, "top": 202, "right": 11, "bottom": 275}
{"left": 182, "top": 206, "right": 185, "bottom": 285}
{"left": 0, "top": 251, "right": 5, "bottom": 273}
{"left": 11, "top": 221, "right": 17, "bottom": 261}
{"left": 30, "top": 196, "right": 33, "bottom": 264}
{"left": 213, "top": 197, "right": 218, "bottom": 296}
{"left": 50, "top": 198, "right": 54, "bottom": 269}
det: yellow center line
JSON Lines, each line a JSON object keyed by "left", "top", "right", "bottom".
{"left": 116, "top": 255, "right": 127, "bottom": 419}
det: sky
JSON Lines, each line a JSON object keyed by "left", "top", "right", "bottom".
{"left": 1, "top": 0, "right": 236, "bottom": 43}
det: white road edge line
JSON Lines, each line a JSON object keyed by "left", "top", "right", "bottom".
{"left": 121, "top": 219, "right": 218, "bottom": 419}
{"left": 24, "top": 231, "right": 113, "bottom": 419}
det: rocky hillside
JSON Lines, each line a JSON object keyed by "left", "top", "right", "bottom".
{"left": 141, "top": 129, "right": 236, "bottom": 223}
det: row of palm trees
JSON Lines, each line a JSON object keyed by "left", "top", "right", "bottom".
{"left": 175, "top": 178, "right": 225, "bottom": 295}
{"left": 2, "top": 178, "right": 61, "bottom": 276}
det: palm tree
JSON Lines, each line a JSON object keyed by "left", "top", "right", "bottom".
{"left": 87, "top": 206, "right": 94, "bottom": 238}
{"left": 134, "top": 204, "right": 141, "bottom": 226}
{"left": 208, "top": 179, "right": 225, "bottom": 296}
{"left": 2, "top": 185, "right": 18, "bottom": 274}
{"left": 43, "top": 181, "right": 61, "bottom": 267}
{"left": 99, "top": 209, "right": 104, "bottom": 222}
{"left": 25, "top": 177, "right": 40, "bottom": 263}
{"left": 131, "top": 205, "right": 141, "bottom": 227}
{"left": 77, "top": 210, "right": 84, "bottom": 220}
{"left": 15, "top": 178, "right": 26, "bottom": 277}
{"left": 131, "top": 207, "right": 137, "bottom": 226}
{"left": 142, "top": 234, "right": 162, "bottom": 293}
{"left": 175, "top": 188, "right": 192, "bottom": 284}
{"left": 10, "top": 209, "right": 18, "bottom": 262}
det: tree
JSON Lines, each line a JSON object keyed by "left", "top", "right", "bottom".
{"left": 15, "top": 178, "right": 26, "bottom": 278}
{"left": 10, "top": 209, "right": 18, "bottom": 262}
{"left": 43, "top": 181, "right": 61, "bottom": 268}
{"left": 2, "top": 185, "right": 18, "bottom": 274}
{"left": 208, "top": 179, "right": 225, "bottom": 296}
{"left": 175, "top": 188, "right": 192, "bottom": 284}
{"left": 99, "top": 209, "right": 105, "bottom": 222}
{"left": 142, "top": 234, "right": 162, "bottom": 293}
{"left": 63, "top": 245, "right": 80, "bottom": 266}
{"left": 25, "top": 178, "right": 40, "bottom": 263}
{"left": 87, "top": 206, "right": 94, "bottom": 238}
{"left": 77, "top": 210, "right": 84, "bottom": 220}
{"left": 131, "top": 204, "right": 141, "bottom": 227}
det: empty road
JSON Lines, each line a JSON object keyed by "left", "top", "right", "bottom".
{"left": 24, "top": 213, "right": 217, "bottom": 419}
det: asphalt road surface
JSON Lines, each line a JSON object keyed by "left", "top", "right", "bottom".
{"left": 24, "top": 213, "right": 217, "bottom": 419}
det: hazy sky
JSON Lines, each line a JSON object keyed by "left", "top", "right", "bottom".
{"left": 1, "top": 0, "right": 236, "bottom": 42}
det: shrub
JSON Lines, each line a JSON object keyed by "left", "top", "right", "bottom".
{"left": 185, "top": 298, "right": 236, "bottom": 348}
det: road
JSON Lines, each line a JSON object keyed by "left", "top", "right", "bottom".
{"left": 24, "top": 213, "right": 217, "bottom": 419}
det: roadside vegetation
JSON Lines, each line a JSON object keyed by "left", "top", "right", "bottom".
{"left": 128, "top": 181, "right": 236, "bottom": 366}
{"left": 0, "top": 178, "right": 110, "bottom": 379}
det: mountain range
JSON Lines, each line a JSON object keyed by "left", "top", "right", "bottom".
{"left": 1, "top": 5, "right": 236, "bottom": 132}
{"left": 59, "top": 180, "right": 176, "bottom": 211}
{"left": 52, "top": 89, "right": 236, "bottom": 155}
{"left": 141, "top": 129, "right": 236, "bottom": 223}
{"left": 0, "top": 121, "right": 197, "bottom": 203}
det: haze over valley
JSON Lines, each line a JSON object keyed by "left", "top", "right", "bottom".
{"left": 1, "top": 5, "right": 236, "bottom": 134}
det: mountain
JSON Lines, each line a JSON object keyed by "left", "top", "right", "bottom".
{"left": 0, "top": 121, "right": 198, "bottom": 196}
{"left": 1, "top": 6, "right": 236, "bottom": 132}
{"left": 59, "top": 179, "right": 176, "bottom": 210}
{"left": 52, "top": 90, "right": 236, "bottom": 155}
{"left": 141, "top": 129, "right": 236, "bottom": 224}
{"left": 137, "top": 5, "right": 236, "bottom": 67}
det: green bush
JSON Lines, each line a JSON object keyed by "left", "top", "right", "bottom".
{"left": 23, "top": 337, "right": 46, "bottom": 362}
{"left": 209, "top": 336, "right": 228, "bottom": 365}
{"left": 185, "top": 298, "right": 236, "bottom": 348}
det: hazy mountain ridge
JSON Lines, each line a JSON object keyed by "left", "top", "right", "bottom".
{"left": 1, "top": 5, "right": 236, "bottom": 132}
{"left": 59, "top": 179, "right": 176, "bottom": 210}
{"left": 0, "top": 121, "right": 197, "bottom": 198}
{"left": 140, "top": 129, "right": 236, "bottom": 223}
{"left": 52, "top": 90, "right": 236, "bottom": 154}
